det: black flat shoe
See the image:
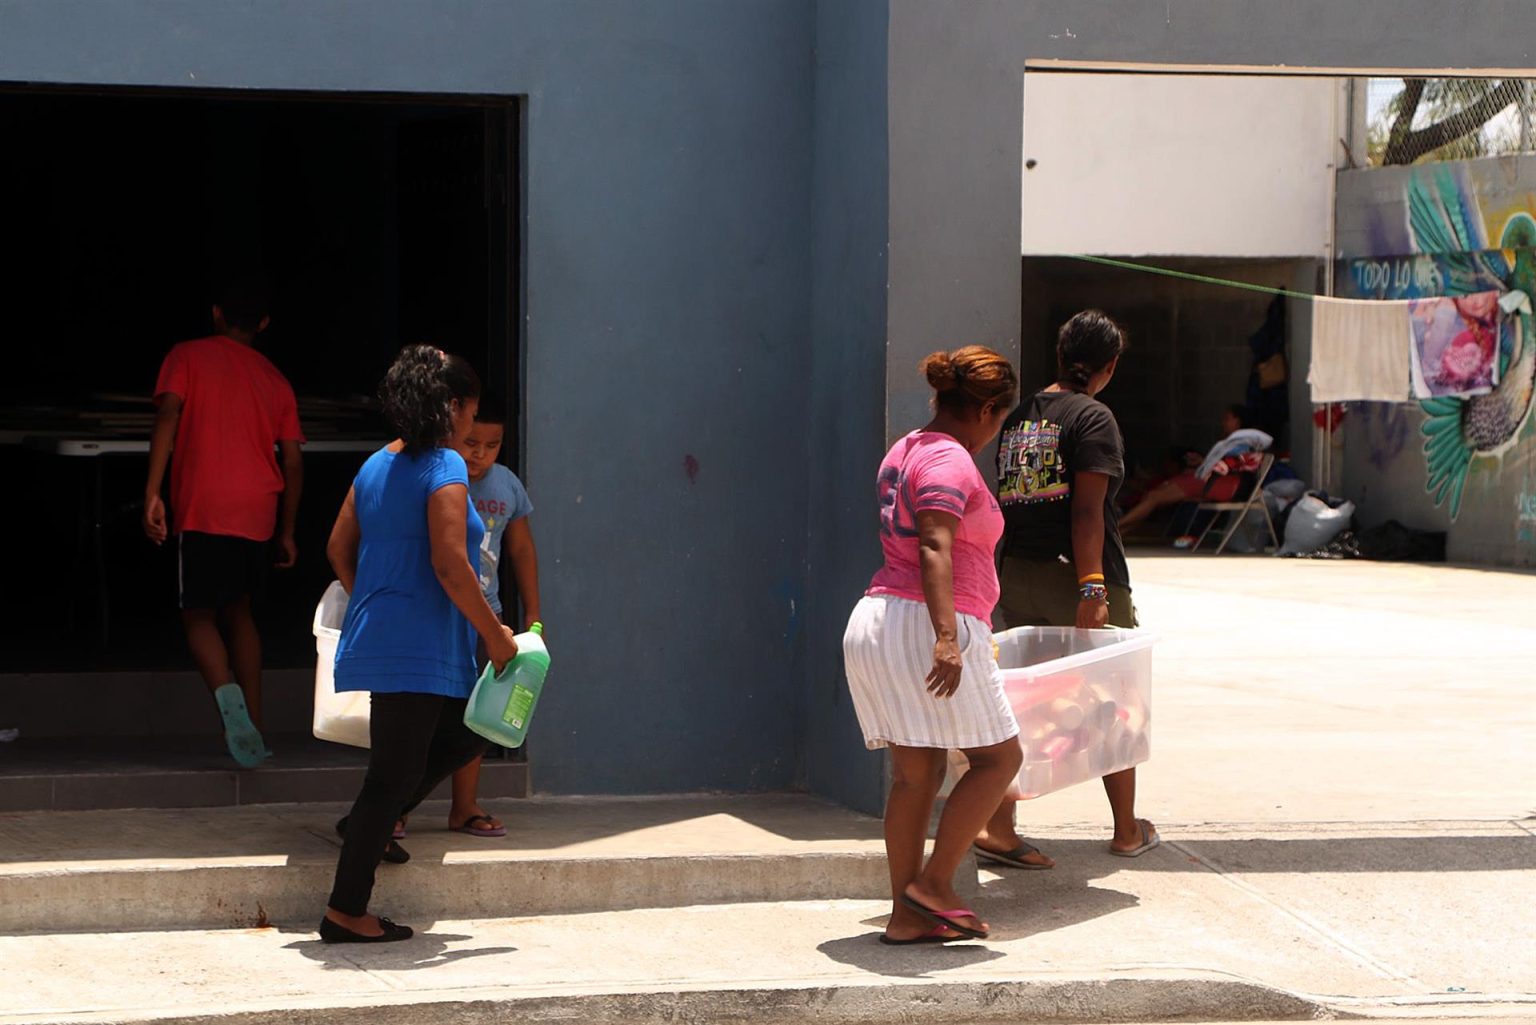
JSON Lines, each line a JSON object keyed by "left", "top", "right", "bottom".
{"left": 334, "top": 817, "right": 411, "bottom": 864}
{"left": 319, "top": 916, "right": 413, "bottom": 944}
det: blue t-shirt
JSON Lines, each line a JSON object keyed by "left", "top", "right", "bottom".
{"left": 335, "top": 446, "right": 486, "bottom": 699}
{"left": 470, "top": 463, "right": 533, "bottom": 615}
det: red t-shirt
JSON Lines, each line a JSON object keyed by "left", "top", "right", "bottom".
{"left": 154, "top": 336, "right": 305, "bottom": 541}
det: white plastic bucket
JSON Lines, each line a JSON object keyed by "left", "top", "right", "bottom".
{"left": 312, "top": 581, "right": 371, "bottom": 748}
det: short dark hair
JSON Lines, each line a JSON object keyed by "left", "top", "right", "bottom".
{"left": 379, "top": 345, "right": 481, "bottom": 454}
{"left": 1056, "top": 310, "right": 1126, "bottom": 388}
{"left": 474, "top": 396, "right": 508, "bottom": 426}
{"left": 213, "top": 274, "right": 271, "bottom": 334}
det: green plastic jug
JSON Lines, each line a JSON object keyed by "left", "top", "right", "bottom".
{"left": 464, "top": 623, "right": 550, "bottom": 748}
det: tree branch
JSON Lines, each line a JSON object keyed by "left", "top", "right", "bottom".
{"left": 1384, "top": 79, "right": 1524, "bottom": 165}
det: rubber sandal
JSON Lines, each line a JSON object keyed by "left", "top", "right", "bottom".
{"left": 213, "top": 684, "right": 266, "bottom": 769}
{"left": 973, "top": 841, "right": 1053, "bottom": 870}
{"left": 451, "top": 814, "right": 507, "bottom": 838}
{"left": 334, "top": 817, "right": 411, "bottom": 864}
{"left": 319, "top": 916, "right": 413, "bottom": 944}
{"left": 1109, "top": 818, "right": 1161, "bottom": 858}
{"left": 878, "top": 924, "right": 964, "bottom": 946}
{"left": 900, "top": 893, "right": 988, "bottom": 939}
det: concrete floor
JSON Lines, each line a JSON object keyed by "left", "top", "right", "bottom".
{"left": 4, "top": 554, "right": 1534, "bottom": 1025}
{"left": 1035, "top": 551, "right": 1536, "bottom": 827}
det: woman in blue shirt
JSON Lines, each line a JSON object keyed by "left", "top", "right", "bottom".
{"left": 320, "top": 345, "right": 518, "bottom": 944}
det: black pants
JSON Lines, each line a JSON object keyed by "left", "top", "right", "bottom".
{"left": 327, "top": 692, "right": 487, "bottom": 916}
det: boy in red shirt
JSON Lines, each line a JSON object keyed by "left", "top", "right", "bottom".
{"left": 143, "top": 278, "right": 305, "bottom": 767}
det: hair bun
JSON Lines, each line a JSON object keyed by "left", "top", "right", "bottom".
{"left": 921, "top": 351, "right": 960, "bottom": 391}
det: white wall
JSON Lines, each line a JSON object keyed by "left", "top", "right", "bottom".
{"left": 1021, "top": 73, "right": 1338, "bottom": 258}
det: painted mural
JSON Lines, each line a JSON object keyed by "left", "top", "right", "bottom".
{"left": 1339, "top": 164, "right": 1536, "bottom": 520}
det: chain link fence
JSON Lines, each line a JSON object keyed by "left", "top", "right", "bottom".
{"left": 1367, "top": 77, "right": 1536, "bottom": 166}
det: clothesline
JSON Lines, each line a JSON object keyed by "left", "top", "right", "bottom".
{"left": 1064, "top": 253, "right": 1521, "bottom": 406}
{"left": 1064, "top": 255, "right": 1318, "bottom": 300}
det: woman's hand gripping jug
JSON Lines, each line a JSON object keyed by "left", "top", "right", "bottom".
{"left": 464, "top": 623, "right": 550, "bottom": 748}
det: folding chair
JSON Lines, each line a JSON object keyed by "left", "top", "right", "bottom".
{"left": 1188, "top": 453, "right": 1279, "bottom": 555}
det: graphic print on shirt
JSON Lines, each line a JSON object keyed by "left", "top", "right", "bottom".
{"left": 997, "top": 419, "right": 1069, "bottom": 506}
{"left": 878, "top": 465, "right": 967, "bottom": 539}
{"left": 476, "top": 508, "right": 501, "bottom": 594}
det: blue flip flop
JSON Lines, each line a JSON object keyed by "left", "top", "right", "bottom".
{"left": 1109, "top": 819, "right": 1161, "bottom": 858}
{"left": 214, "top": 684, "right": 266, "bottom": 769}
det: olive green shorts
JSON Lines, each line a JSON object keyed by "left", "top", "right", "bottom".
{"left": 997, "top": 556, "right": 1138, "bottom": 630}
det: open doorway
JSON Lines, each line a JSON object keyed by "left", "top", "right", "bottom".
{"left": 1019, "top": 70, "right": 1331, "bottom": 549}
{"left": 0, "top": 87, "right": 520, "bottom": 677}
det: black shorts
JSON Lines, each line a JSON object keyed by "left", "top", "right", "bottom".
{"left": 178, "top": 531, "right": 271, "bottom": 610}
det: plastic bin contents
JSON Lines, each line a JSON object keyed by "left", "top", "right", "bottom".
{"left": 311, "top": 581, "right": 371, "bottom": 749}
{"left": 993, "top": 626, "right": 1154, "bottom": 800}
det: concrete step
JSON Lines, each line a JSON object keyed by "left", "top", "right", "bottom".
{"left": 0, "top": 734, "right": 529, "bottom": 812}
{"left": 0, "top": 897, "right": 1357, "bottom": 1025}
{"left": 0, "top": 794, "right": 917, "bottom": 933}
{"left": 9, "top": 820, "right": 1533, "bottom": 1025}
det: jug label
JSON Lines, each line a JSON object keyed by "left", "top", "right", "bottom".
{"left": 502, "top": 683, "right": 535, "bottom": 729}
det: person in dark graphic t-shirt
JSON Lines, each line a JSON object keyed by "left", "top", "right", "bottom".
{"left": 970, "top": 310, "right": 1161, "bottom": 876}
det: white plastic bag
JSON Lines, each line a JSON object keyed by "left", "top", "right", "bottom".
{"left": 312, "top": 581, "right": 371, "bottom": 748}
{"left": 1264, "top": 478, "right": 1309, "bottom": 506}
{"left": 1278, "top": 495, "right": 1355, "bottom": 556}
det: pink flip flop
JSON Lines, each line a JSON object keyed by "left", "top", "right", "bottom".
{"left": 900, "top": 894, "right": 988, "bottom": 939}
{"left": 451, "top": 814, "right": 507, "bottom": 838}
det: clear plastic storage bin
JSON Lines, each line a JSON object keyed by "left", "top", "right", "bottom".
{"left": 994, "top": 626, "right": 1154, "bottom": 800}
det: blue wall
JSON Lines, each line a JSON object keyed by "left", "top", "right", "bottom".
{"left": 801, "top": 0, "right": 890, "bottom": 815}
{"left": 0, "top": 0, "right": 818, "bottom": 793}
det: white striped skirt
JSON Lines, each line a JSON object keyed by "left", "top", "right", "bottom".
{"left": 842, "top": 595, "right": 1019, "bottom": 751}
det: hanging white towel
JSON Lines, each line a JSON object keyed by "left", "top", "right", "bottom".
{"left": 1308, "top": 296, "right": 1412, "bottom": 403}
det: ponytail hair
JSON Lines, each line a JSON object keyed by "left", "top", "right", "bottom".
{"left": 919, "top": 345, "right": 1018, "bottom": 414}
{"left": 379, "top": 344, "right": 481, "bottom": 454}
{"left": 1056, "top": 310, "right": 1126, "bottom": 389}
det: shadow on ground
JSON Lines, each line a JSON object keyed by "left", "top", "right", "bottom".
{"left": 999, "top": 834, "right": 1535, "bottom": 875}
{"left": 816, "top": 933, "right": 1006, "bottom": 978}
{"left": 282, "top": 930, "right": 517, "bottom": 971}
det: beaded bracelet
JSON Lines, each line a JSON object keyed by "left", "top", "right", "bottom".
{"left": 1079, "top": 583, "right": 1109, "bottom": 603}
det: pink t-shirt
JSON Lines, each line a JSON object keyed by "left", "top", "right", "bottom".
{"left": 866, "top": 431, "right": 1004, "bottom": 621}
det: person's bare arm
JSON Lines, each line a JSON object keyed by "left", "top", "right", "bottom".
{"left": 276, "top": 440, "right": 304, "bottom": 568}
{"left": 326, "top": 487, "right": 361, "bottom": 594}
{"left": 142, "top": 394, "right": 182, "bottom": 545}
{"left": 1070, "top": 471, "right": 1111, "bottom": 629}
{"left": 429, "top": 484, "right": 518, "bottom": 671}
{"left": 504, "top": 517, "right": 541, "bottom": 631}
{"left": 916, "top": 509, "right": 963, "bottom": 698}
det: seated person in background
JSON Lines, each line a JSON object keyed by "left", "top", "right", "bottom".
{"left": 1118, "top": 405, "right": 1271, "bottom": 532}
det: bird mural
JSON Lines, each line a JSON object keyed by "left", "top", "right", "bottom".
{"left": 1407, "top": 168, "right": 1536, "bottom": 518}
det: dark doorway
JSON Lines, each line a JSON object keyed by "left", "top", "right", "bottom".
{"left": 0, "top": 87, "right": 520, "bottom": 674}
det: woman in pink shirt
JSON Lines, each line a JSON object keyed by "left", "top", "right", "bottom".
{"left": 843, "top": 345, "right": 1021, "bottom": 944}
